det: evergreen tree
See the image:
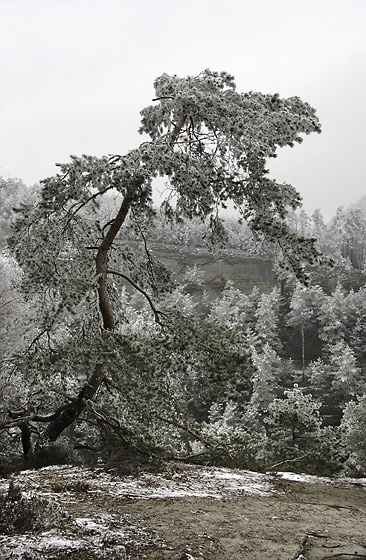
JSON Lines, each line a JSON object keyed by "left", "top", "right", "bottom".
{"left": 318, "top": 285, "right": 348, "bottom": 345}
{"left": 341, "top": 395, "right": 366, "bottom": 474}
{"left": 309, "top": 340, "right": 362, "bottom": 425}
{"left": 208, "top": 281, "right": 258, "bottom": 333}
{"left": 265, "top": 387, "right": 343, "bottom": 474}
{"left": 2, "top": 70, "right": 322, "bottom": 459}
{"left": 266, "top": 387, "right": 322, "bottom": 448}
{"left": 286, "top": 283, "right": 325, "bottom": 376}
{"left": 254, "top": 288, "right": 282, "bottom": 352}
{"left": 0, "top": 177, "right": 38, "bottom": 248}
{"left": 245, "top": 344, "right": 284, "bottom": 429}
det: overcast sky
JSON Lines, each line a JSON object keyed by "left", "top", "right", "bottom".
{"left": 0, "top": 0, "right": 365, "bottom": 220}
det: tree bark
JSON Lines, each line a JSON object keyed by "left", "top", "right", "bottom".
{"left": 170, "top": 115, "right": 187, "bottom": 146}
{"left": 96, "top": 189, "right": 134, "bottom": 330}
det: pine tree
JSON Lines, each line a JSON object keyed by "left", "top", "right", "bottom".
{"left": 3, "top": 70, "right": 322, "bottom": 458}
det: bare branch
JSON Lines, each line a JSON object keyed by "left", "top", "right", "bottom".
{"left": 96, "top": 190, "right": 134, "bottom": 330}
{"left": 106, "top": 268, "right": 166, "bottom": 325}
{"left": 267, "top": 453, "right": 310, "bottom": 471}
{"left": 152, "top": 96, "right": 175, "bottom": 101}
{"left": 24, "top": 329, "right": 49, "bottom": 353}
{"left": 134, "top": 225, "right": 158, "bottom": 289}
{"left": 321, "top": 555, "right": 366, "bottom": 560}
{"left": 1, "top": 404, "right": 70, "bottom": 431}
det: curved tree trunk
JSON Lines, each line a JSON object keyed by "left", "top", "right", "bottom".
{"left": 45, "top": 189, "right": 134, "bottom": 442}
{"left": 22, "top": 133, "right": 184, "bottom": 446}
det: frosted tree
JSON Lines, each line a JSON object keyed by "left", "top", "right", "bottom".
{"left": 343, "top": 286, "right": 366, "bottom": 368}
{"left": 263, "top": 387, "right": 341, "bottom": 473}
{"left": 254, "top": 288, "right": 282, "bottom": 352}
{"left": 328, "top": 341, "right": 362, "bottom": 400}
{"left": 318, "top": 285, "right": 348, "bottom": 345}
{"left": 330, "top": 207, "right": 366, "bottom": 268}
{"left": 245, "top": 343, "right": 284, "bottom": 429}
{"left": 266, "top": 387, "right": 322, "bottom": 446}
{"left": 309, "top": 340, "right": 362, "bottom": 425}
{"left": 0, "top": 178, "right": 38, "bottom": 248}
{"left": 208, "top": 281, "right": 258, "bottom": 333}
{"left": 286, "top": 283, "right": 325, "bottom": 378}
{"left": 341, "top": 395, "right": 366, "bottom": 473}
{"left": 3, "top": 70, "right": 322, "bottom": 458}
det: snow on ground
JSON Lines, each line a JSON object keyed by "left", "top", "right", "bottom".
{"left": 1, "top": 464, "right": 365, "bottom": 504}
{"left": 0, "top": 464, "right": 275, "bottom": 559}
{"left": 0, "top": 463, "right": 275, "bottom": 500}
{"left": 278, "top": 471, "right": 366, "bottom": 486}
{"left": 0, "top": 529, "right": 128, "bottom": 559}
{"left": 1, "top": 464, "right": 365, "bottom": 559}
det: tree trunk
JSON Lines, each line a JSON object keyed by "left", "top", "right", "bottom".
{"left": 45, "top": 363, "right": 106, "bottom": 442}
{"left": 46, "top": 189, "right": 135, "bottom": 442}
{"left": 20, "top": 422, "right": 33, "bottom": 459}
{"left": 96, "top": 189, "right": 134, "bottom": 330}
{"left": 301, "top": 322, "right": 305, "bottom": 382}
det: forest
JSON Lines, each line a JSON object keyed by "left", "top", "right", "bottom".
{"left": 1, "top": 71, "right": 366, "bottom": 480}
{"left": 2, "top": 179, "right": 366, "bottom": 478}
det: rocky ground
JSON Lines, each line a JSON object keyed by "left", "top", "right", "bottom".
{"left": 0, "top": 463, "right": 365, "bottom": 559}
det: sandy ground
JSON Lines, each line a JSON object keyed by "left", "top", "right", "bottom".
{"left": 0, "top": 463, "right": 365, "bottom": 559}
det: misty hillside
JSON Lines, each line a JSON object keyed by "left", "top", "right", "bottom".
{"left": 351, "top": 193, "right": 366, "bottom": 214}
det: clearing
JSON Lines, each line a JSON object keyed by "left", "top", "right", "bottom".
{"left": 0, "top": 463, "right": 365, "bottom": 559}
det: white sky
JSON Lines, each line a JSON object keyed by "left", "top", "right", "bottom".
{"left": 0, "top": 0, "right": 365, "bottom": 220}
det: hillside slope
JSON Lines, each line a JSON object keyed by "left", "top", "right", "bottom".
{"left": 151, "top": 245, "right": 276, "bottom": 297}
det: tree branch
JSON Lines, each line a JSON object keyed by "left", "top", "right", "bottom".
{"left": 156, "top": 415, "right": 215, "bottom": 450}
{"left": 152, "top": 96, "right": 175, "bottom": 101}
{"left": 134, "top": 224, "right": 158, "bottom": 291}
{"left": 63, "top": 185, "right": 115, "bottom": 231}
{"left": 2, "top": 403, "right": 70, "bottom": 430}
{"left": 322, "top": 552, "right": 366, "bottom": 560}
{"left": 85, "top": 401, "right": 129, "bottom": 445}
{"left": 267, "top": 453, "right": 310, "bottom": 471}
{"left": 106, "top": 268, "right": 165, "bottom": 325}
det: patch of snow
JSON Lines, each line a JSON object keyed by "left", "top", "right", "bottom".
{"left": 3, "top": 464, "right": 365, "bottom": 507}
{"left": 0, "top": 532, "right": 85, "bottom": 559}
{"left": 38, "top": 532, "right": 84, "bottom": 549}
{"left": 75, "top": 517, "right": 106, "bottom": 532}
{"left": 278, "top": 472, "right": 333, "bottom": 484}
{"left": 0, "top": 464, "right": 274, "bottom": 502}
{"left": 277, "top": 471, "right": 366, "bottom": 486}
{"left": 102, "top": 467, "right": 273, "bottom": 499}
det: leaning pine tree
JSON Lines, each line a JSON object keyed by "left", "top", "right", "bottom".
{"left": 4, "top": 70, "right": 322, "bottom": 459}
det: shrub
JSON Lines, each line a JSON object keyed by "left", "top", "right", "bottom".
{"left": 0, "top": 480, "right": 69, "bottom": 534}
